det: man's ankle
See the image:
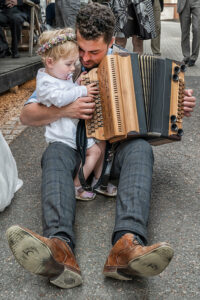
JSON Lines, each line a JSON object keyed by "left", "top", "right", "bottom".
{"left": 51, "top": 232, "right": 75, "bottom": 252}
{"left": 112, "top": 230, "right": 145, "bottom": 246}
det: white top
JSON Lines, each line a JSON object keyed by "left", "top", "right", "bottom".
{"left": 36, "top": 68, "right": 88, "bottom": 107}
{"left": 36, "top": 68, "right": 95, "bottom": 150}
{"left": 0, "top": 131, "right": 23, "bottom": 212}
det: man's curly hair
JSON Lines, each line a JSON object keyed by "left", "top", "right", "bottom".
{"left": 76, "top": 2, "right": 116, "bottom": 44}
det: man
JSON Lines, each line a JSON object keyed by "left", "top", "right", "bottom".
{"left": 6, "top": 3, "right": 196, "bottom": 289}
{"left": 0, "top": 26, "right": 11, "bottom": 57}
{"left": 177, "top": 0, "right": 200, "bottom": 67}
{"left": 0, "top": 0, "right": 40, "bottom": 58}
{"left": 151, "top": 0, "right": 163, "bottom": 56}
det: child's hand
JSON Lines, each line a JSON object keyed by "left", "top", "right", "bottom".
{"left": 76, "top": 71, "right": 87, "bottom": 85}
{"left": 86, "top": 82, "right": 99, "bottom": 97}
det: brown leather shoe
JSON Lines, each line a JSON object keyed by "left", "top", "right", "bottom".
{"left": 6, "top": 225, "right": 82, "bottom": 289}
{"left": 103, "top": 233, "right": 174, "bottom": 280}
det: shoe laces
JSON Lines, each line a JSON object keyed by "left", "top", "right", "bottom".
{"left": 133, "top": 235, "right": 144, "bottom": 246}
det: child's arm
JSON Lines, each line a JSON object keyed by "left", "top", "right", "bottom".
{"left": 37, "top": 77, "right": 88, "bottom": 108}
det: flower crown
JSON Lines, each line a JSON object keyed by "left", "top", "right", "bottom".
{"left": 37, "top": 32, "right": 76, "bottom": 55}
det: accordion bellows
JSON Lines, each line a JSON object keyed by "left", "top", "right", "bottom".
{"left": 82, "top": 53, "right": 185, "bottom": 145}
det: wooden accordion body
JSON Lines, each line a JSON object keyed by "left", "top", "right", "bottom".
{"left": 82, "top": 53, "right": 185, "bottom": 145}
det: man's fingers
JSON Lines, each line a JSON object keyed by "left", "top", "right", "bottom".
{"left": 79, "top": 98, "right": 95, "bottom": 108}
{"left": 79, "top": 114, "right": 93, "bottom": 120}
{"left": 184, "top": 111, "right": 192, "bottom": 117}
{"left": 183, "top": 97, "right": 196, "bottom": 103}
{"left": 79, "top": 96, "right": 95, "bottom": 103}
{"left": 184, "top": 89, "right": 193, "bottom": 97}
{"left": 183, "top": 100, "right": 196, "bottom": 109}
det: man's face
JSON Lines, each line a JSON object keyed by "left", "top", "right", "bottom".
{"left": 77, "top": 30, "right": 114, "bottom": 69}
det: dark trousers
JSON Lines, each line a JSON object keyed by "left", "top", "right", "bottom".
{"left": 55, "top": 0, "right": 80, "bottom": 28}
{"left": 41, "top": 139, "right": 154, "bottom": 247}
{"left": 179, "top": 0, "right": 200, "bottom": 61}
{"left": 46, "top": 3, "right": 55, "bottom": 26}
{"left": 0, "top": 7, "right": 26, "bottom": 54}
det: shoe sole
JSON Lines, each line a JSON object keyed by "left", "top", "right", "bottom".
{"left": 128, "top": 245, "right": 174, "bottom": 277}
{"left": 103, "top": 244, "right": 174, "bottom": 280}
{"left": 95, "top": 189, "right": 117, "bottom": 197}
{"left": 6, "top": 225, "right": 82, "bottom": 289}
{"left": 76, "top": 194, "right": 96, "bottom": 201}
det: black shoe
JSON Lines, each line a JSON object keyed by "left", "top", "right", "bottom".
{"left": 5, "top": 48, "right": 11, "bottom": 56}
{"left": 12, "top": 52, "right": 20, "bottom": 58}
{"left": 0, "top": 48, "right": 11, "bottom": 58}
{"left": 182, "top": 58, "right": 189, "bottom": 65}
{"left": 0, "top": 50, "right": 5, "bottom": 58}
{"left": 188, "top": 59, "right": 195, "bottom": 67}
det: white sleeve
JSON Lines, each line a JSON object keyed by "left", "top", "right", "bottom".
{"left": 36, "top": 76, "right": 88, "bottom": 107}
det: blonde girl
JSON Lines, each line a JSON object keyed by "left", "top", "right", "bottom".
{"left": 36, "top": 28, "right": 111, "bottom": 201}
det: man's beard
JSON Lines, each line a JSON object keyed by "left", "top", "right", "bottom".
{"left": 80, "top": 59, "right": 98, "bottom": 71}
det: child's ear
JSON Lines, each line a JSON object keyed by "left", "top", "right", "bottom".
{"left": 45, "top": 57, "right": 54, "bottom": 68}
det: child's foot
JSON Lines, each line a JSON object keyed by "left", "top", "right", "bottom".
{"left": 91, "top": 178, "right": 117, "bottom": 197}
{"left": 95, "top": 182, "right": 117, "bottom": 197}
{"left": 75, "top": 186, "right": 96, "bottom": 201}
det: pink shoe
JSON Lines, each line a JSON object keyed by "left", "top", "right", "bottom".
{"left": 75, "top": 187, "right": 96, "bottom": 201}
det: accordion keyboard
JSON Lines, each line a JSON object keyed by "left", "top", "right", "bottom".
{"left": 81, "top": 77, "right": 104, "bottom": 136}
{"left": 178, "top": 78, "right": 185, "bottom": 120}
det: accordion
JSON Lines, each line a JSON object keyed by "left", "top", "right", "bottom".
{"left": 82, "top": 53, "right": 186, "bottom": 145}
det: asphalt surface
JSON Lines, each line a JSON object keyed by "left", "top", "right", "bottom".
{"left": 0, "top": 22, "right": 200, "bottom": 299}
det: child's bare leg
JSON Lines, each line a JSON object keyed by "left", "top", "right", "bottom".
{"left": 74, "top": 143, "right": 101, "bottom": 200}
{"left": 74, "top": 143, "right": 101, "bottom": 186}
{"left": 132, "top": 35, "right": 143, "bottom": 54}
{"left": 92, "top": 142, "right": 117, "bottom": 197}
{"left": 93, "top": 141, "right": 106, "bottom": 180}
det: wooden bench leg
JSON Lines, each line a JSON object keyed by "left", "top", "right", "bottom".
{"left": 29, "top": 7, "right": 35, "bottom": 57}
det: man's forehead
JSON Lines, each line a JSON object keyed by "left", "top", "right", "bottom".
{"left": 76, "top": 31, "right": 107, "bottom": 51}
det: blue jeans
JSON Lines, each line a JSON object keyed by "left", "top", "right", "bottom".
{"left": 41, "top": 139, "right": 154, "bottom": 246}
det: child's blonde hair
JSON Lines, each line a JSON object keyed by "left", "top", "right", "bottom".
{"left": 38, "top": 28, "right": 78, "bottom": 63}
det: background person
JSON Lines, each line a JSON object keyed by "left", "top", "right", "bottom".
{"left": 55, "top": 0, "right": 80, "bottom": 28}
{"left": 177, "top": 0, "right": 200, "bottom": 67}
{"left": 0, "top": 0, "right": 40, "bottom": 58}
{"left": 45, "top": 1, "right": 55, "bottom": 28}
{"left": 151, "top": 0, "right": 163, "bottom": 56}
{"left": 109, "top": 0, "right": 156, "bottom": 54}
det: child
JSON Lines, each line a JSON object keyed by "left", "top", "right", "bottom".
{"left": 36, "top": 28, "right": 117, "bottom": 200}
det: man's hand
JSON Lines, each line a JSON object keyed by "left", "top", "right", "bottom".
{"left": 20, "top": 96, "right": 95, "bottom": 127}
{"left": 183, "top": 89, "right": 196, "bottom": 117}
{"left": 5, "top": 0, "right": 18, "bottom": 8}
{"left": 60, "top": 96, "right": 95, "bottom": 120}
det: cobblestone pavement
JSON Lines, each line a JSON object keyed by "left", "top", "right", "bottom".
{"left": 0, "top": 117, "right": 27, "bottom": 145}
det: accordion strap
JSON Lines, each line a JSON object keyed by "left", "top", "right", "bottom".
{"left": 76, "top": 119, "right": 114, "bottom": 191}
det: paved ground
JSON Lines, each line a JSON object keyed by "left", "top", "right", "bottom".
{"left": 0, "top": 22, "right": 200, "bottom": 299}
